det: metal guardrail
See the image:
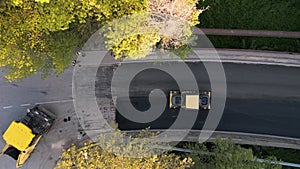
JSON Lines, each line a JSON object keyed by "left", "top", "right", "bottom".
{"left": 201, "top": 28, "right": 300, "bottom": 38}
{"left": 123, "top": 129, "right": 300, "bottom": 151}
{"left": 156, "top": 145, "right": 300, "bottom": 168}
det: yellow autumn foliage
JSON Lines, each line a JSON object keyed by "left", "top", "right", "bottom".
{"left": 0, "top": 0, "right": 148, "bottom": 81}
{"left": 0, "top": 0, "right": 205, "bottom": 81}
{"left": 103, "top": 0, "right": 205, "bottom": 59}
{"left": 55, "top": 130, "right": 194, "bottom": 169}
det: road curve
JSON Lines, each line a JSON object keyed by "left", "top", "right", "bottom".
{"left": 1, "top": 49, "right": 300, "bottom": 168}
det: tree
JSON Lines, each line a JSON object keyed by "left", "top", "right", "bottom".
{"left": 0, "top": 0, "right": 148, "bottom": 81}
{"left": 103, "top": 0, "right": 207, "bottom": 59}
{"left": 148, "top": 0, "right": 206, "bottom": 49}
{"left": 103, "top": 13, "right": 161, "bottom": 59}
{"left": 0, "top": 0, "right": 78, "bottom": 81}
{"left": 185, "top": 139, "right": 282, "bottom": 169}
{"left": 55, "top": 130, "right": 193, "bottom": 169}
{"left": 0, "top": 0, "right": 206, "bottom": 81}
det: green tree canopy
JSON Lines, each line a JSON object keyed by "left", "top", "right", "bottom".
{"left": 186, "top": 139, "right": 282, "bottom": 169}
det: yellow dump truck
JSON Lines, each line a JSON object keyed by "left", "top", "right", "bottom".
{"left": 0, "top": 105, "right": 56, "bottom": 168}
{"left": 169, "top": 90, "right": 211, "bottom": 110}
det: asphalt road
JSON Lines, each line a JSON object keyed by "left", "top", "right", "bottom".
{"left": 0, "top": 68, "right": 78, "bottom": 169}
{"left": 114, "top": 62, "right": 300, "bottom": 138}
{"left": 1, "top": 61, "right": 300, "bottom": 168}
{"left": 0, "top": 68, "right": 73, "bottom": 132}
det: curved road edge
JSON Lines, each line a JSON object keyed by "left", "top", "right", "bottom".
{"left": 78, "top": 49, "right": 300, "bottom": 149}
{"left": 123, "top": 129, "right": 300, "bottom": 150}
{"left": 107, "top": 49, "right": 300, "bottom": 67}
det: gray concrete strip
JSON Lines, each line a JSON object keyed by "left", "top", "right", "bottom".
{"left": 120, "top": 49, "right": 300, "bottom": 67}
{"left": 73, "top": 61, "right": 116, "bottom": 139}
{"left": 77, "top": 51, "right": 110, "bottom": 66}
{"left": 123, "top": 129, "right": 300, "bottom": 150}
{"left": 80, "top": 49, "right": 300, "bottom": 67}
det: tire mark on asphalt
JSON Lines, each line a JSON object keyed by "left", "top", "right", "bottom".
{"left": 2, "top": 99, "right": 74, "bottom": 110}
{"left": 20, "top": 104, "right": 31, "bottom": 107}
{"left": 3, "top": 106, "right": 13, "bottom": 109}
{"left": 35, "top": 99, "right": 73, "bottom": 105}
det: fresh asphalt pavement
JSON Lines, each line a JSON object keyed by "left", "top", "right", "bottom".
{"left": 114, "top": 62, "right": 300, "bottom": 138}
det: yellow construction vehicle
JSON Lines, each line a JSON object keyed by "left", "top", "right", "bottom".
{"left": 0, "top": 105, "right": 56, "bottom": 168}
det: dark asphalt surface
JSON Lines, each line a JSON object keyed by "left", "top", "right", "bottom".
{"left": 113, "top": 62, "right": 300, "bottom": 138}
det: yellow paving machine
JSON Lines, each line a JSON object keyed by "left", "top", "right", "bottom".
{"left": 0, "top": 105, "right": 55, "bottom": 168}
